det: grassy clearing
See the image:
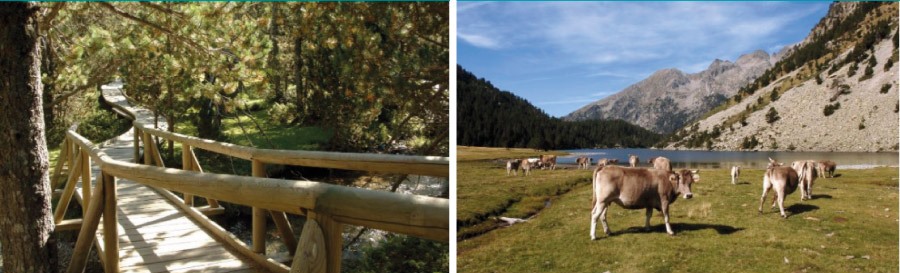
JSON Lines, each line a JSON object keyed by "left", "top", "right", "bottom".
{"left": 175, "top": 109, "right": 331, "bottom": 151}
{"left": 458, "top": 146, "right": 567, "bottom": 161}
{"left": 458, "top": 167, "right": 898, "bottom": 273}
{"left": 457, "top": 160, "right": 590, "bottom": 240}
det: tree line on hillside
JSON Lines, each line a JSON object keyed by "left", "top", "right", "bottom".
{"left": 457, "top": 66, "right": 660, "bottom": 150}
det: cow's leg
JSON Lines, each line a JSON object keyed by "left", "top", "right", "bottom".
{"left": 661, "top": 202, "right": 674, "bottom": 235}
{"left": 759, "top": 177, "right": 772, "bottom": 214}
{"left": 799, "top": 179, "right": 807, "bottom": 201}
{"left": 590, "top": 201, "right": 601, "bottom": 240}
{"left": 775, "top": 187, "right": 787, "bottom": 218}
{"left": 599, "top": 203, "right": 611, "bottom": 236}
{"left": 644, "top": 208, "right": 653, "bottom": 231}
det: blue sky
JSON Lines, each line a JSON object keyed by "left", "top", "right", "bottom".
{"left": 458, "top": 2, "right": 831, "bottom": 117}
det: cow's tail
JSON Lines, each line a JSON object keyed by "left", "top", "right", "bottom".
{"left": 590, "top": 166, "right": 604, "bottom": 210}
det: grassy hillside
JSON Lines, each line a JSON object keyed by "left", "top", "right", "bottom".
{"left": 458, "top": 166, "right": 898, "bottom": 273}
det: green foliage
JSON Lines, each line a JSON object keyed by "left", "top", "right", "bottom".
{"left": 77, "top": 102, "right": 131, "bottom": 143}
{"left": 881, "top": 83, "right": 892, "bottom": 94}
{"left": 787, "top": 143, "right": 797, "bottom": 151}
{"left": 823, "top": 102, "right": 841, "bottom": 116}
{"left": 346, "top": 235, "right": 448, "bottom": 273}
{"left": 769, "top": 90, "right": 780, "bottom": 102}
{"left": 860, "top": 64, "right": 874, "bottom": 81}
{"left": 815, "top": 74, "right": 823, "bottom": 85}
{"left": 895, "top": 102, "right": 899, "bottom": 113}
{"left": 859, "top": 118, "right": 866, "bottom": 130}
{"left": 885, "top": 58, "right": 894, "bottom": 71}
{"left": 765, "top": 107, "right": 780, "bottom": 124}
{"left": 741, "top": 135, "right": 759, "bottom": 150}
{"left": 457, "top": 66, "right": 661, "bottom": 149}
{"left": 266, "top": 102, "right": 297, "bottom": 125}
{"left": 848, "top": 62, "right": 858, "bottom": 77}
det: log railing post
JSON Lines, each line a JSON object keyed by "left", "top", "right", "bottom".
{"left": 142, "top": 131, "right": 152, "bottom": 166}
{"left": 270, "top": 211, "right": 298, "bottom": 256}
{"left": 252, "top": 159, "right": 267, "bottom": 254}
{"left": 53, "top": 154, "right": 83, "bottom": 223}
{"left": 51, "top": 138, "right": 69, "bottom": 190}
{"left": 309, "top": 212, "right": 343, "bottom": 273}
{"left": 66, "top": 172, "right": 106, "bottom": 273}
{"left": 81, "top": 149, "right": 92, "bottom": 214}
{"left": 182, "top": 143, "right": 194, "bottom": 206}
{"left": 190, "top": 148, "right": 220, "bottom": 208}
{"left": 102, "top": 172, "right": 118, "bottom": 273}
{"left": 133, "top": 127, "right": 140, "bottom": 163}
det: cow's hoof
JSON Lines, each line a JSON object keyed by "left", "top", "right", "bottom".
{"left": 781, "top": 214, "right": 788, "bottom": 219}
{"left": 591, "top": 237, "right": 597, "bottom": 241}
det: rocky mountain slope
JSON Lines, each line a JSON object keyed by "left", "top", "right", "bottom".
{"left": 564, "top": 50, "right": 777, "bottom": 133}
{"left": 665, "top": 2, "right": 898, "bottom": 152}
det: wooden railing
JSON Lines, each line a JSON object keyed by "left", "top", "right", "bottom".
{"left": 52, "top": 89, "right": 450, "bottom": 273}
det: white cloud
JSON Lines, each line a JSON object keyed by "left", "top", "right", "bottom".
{"left": 457, "top": 32, "right": 501, "bottom": 49}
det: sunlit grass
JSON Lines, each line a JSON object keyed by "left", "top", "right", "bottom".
{"left": 458, "top": 146, "right": 568, "bottom": 161}
{"left": 458, "top": 166, "right": 898, "bottom": 273}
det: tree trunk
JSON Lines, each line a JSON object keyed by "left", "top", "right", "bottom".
{"left": 268, "top": 3, "right": 284, "bottom": 104}
{"left": 0, "top": 3, "right": 59, "bottom": 272}
{"left": 293, "top": 36, "right": 304, "bottom": 121}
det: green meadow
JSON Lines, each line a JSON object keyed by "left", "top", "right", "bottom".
{"left": 458, "top": 153, "right": 898, "bottom": 273}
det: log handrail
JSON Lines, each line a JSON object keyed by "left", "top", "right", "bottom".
{"left": 101, "top": 93, "right": 449, "bottom": 178}
{"left": 57, "top": 85, "right": 449, "bottom": 273}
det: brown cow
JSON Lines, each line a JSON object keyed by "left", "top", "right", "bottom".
{"left": 792, "top": 161, "right": 818, "bottom": 200}
{"left": 576, "top": 156, "right": 592, "bottom": 170}
{"left": 596, "top": 158, "right": 610, "bottom": 167}
{"left": 648, "top": 156, "right": 672, "bottom": 171}
{"left": 506, "top": 160, "right": 521, "bottom": 176}
{"left": 540, "top": 155, "right": 557, "bottom": 170}
{"left": 628, "top": 154, "right": 639, "bottom": 167}
{"left": 759, "top": 158, "right": 800, "bottom": 218}
{"left": 518, "top": 158, "right": 531, "bottom": 176}
{"left": 590, "top": 166, "right": 698, "bottom": 239}
{"left": 816, "top": 160, "right": 836, "bottom": 178}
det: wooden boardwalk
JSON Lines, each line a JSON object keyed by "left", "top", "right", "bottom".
{"left": 73, "top": 82, "right": 258, "bottom": 273}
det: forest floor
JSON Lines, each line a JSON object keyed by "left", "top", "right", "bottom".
{"left": 458, "top": 162, "right": 898, "bottom": 273}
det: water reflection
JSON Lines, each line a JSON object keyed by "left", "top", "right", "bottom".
{"left": 558, "top": 148, "right": 898, "bottom": 169}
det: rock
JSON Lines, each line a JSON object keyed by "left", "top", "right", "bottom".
{"left": 862, "top": 255, "right": 871, "bottom": 260}
{"left": 805, "top": 216, "right": 821, "bottom": 221}
{"left": 826, "top": 232, "right": 836, "bottom": 237}
{"left": 845, "top": 255, "right": 855, "bottom": 260}
{"left": 784, "top": 257, "right": 790, "bottom": 264}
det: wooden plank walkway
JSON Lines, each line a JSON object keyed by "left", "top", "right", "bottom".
{"left": 73, "top": 82, "right": 259, "bottom": 273}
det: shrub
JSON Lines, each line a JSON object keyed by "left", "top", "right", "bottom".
{"left": 815, "top": 74, "right": 823, "bottom": 84}
{"left": 881, "top": 83, "right": 892, "bottom": 94}
{"left": 885, "top": 58, "right": 894, "bottom": 72}
{"left": 770, "top": 90, "right": 780, "bottom": 102}
{"left": 766, "top": 107, "right": 780, "bottom": 124}
{"left": 267, "top": 102, "right": 296, "bottom": 125}
{"left": 859, "top": 65, "right": 874, "bottom": 81}
{"left": 848, "top": 62, "right": 858, "bottom": 77}
{"left": 823, "top": 102, "right": 841, "bottom": 116}
{"left": 859, "top": 118, "right": 866, "bottom": 130}
{"left": 346, "top": 235, "right": 448, "bottom": 273}
{"left": 741, "top": 136, "right": 760, "bottom": 150}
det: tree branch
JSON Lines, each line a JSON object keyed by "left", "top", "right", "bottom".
{"left": 98, "top": 2, "right": 207, "bottom": 53}
{"left": 40, "top": 2, "right": 66, "bottom": 32}
{"left": 138, "top": 2, "right": 186, "bottom": 19}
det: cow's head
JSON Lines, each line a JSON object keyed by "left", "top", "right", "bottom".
{"left": 767, "top": 157, "right": 783, "bottom": 169}
{"left": 671, "top": 170, "right": 698, "bottom": 199}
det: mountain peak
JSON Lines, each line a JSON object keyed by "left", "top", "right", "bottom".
{"left": 736, "top": 50, "right": 771, "bottom": 67}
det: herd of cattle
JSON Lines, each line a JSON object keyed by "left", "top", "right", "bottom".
{"left": 501, "top": 154, "right": 839, "bottom": 240}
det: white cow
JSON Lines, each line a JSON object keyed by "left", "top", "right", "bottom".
{"left": 730, "top": 166, "right": 740, "bottom": 185}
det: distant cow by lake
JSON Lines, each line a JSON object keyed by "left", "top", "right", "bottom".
{"left": 759, "top": 158, "right": 799, "bottom": 218}
{"left": 648, "top": 156, "right": 671, "bottom": 171}
{"left": 590, "top": 166, "right": 698, "bottom": 239}
{"left": 576, "top": 156, "right": 592, "bottom": 169}
{"left": 518, "top": 158, "right": 531, "bottom": 176}
{"left": 506, "top": 160, "right": 521, "bottom": 176}
{"left": 540, "top": 155, "right": 557, "bottom": 170}
{"left": 628, "top": 154, "right": 639, "bottom": 167}
{"left": 816, "top": 160, "right": 836, "bottom": 178}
